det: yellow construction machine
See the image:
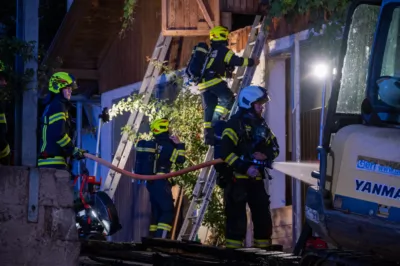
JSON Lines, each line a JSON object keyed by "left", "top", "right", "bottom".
{"left": 296, "top": 0, "right": 400, "bottom": 264}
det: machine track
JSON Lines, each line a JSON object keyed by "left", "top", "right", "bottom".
{"left": 79, "top": 238, "right": 398, "bottom": 266}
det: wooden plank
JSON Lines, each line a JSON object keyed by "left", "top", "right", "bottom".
{"left": 189, "top": 0, "right": 198, "bottom": 28}
{"left": 183, "top": 0, "right": 191, "bottom": 28}
{"left": 240, "top": 0, "right": 246, "bottom": 13}
{"left": 221, "top": 12, "right": 232, "bottom": 30}
{"left": 56, "top": 68, "right": 99, "bottom": 79}
{"left": 168, "top": 0, "right": 176, "bottom": 29}
{"left": 175, "top": 0, "right": 184, "bottom": 28}
{"left": 271, "top": 205, "right": 293, "bottom": 227}
{"left": 163, "top": 29, "right": 210, "bottom": 36}
{"left": 196, "top": 0, "right": 214, "bottom": 28}
{"left": 272, "top": 224, "right": 292, "bottom": 239}
{"left": 213, "top": 0, "right": 220, "bottom": 26}
{"left": 162, "top": 0, "right": 168, "bottom": 32}
{"left": 227, "top": 0, "right": 234, "bottom": 10}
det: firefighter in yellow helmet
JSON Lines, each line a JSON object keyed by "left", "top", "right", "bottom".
{"left": 38, "top": 72, "right": 86, "bottom": 169}
{"left": 134, "top": 118, "right": 186, "bottom": 238}
{"left": 199, "top": 26, "right": 259, "bottom": 145}
{"left": 0, "top": 60, "right": 11, "bottom": 165}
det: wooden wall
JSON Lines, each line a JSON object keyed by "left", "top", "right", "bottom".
{"left": 220, "top": 0, "right": 261, "bottom": 14}
{"left": 98, "top": 0, "right": 162, "bottom": 93}
{"left": 162, "top": 0, "right": 220, "bottom": 36}
{"left": 300, "top": 107, "right": 327, "bottom": 161}
{"left": 272, "top": 206, "right": 293, "bottom": 251}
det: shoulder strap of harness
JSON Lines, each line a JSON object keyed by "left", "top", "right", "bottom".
{"left": 198, "top": 44, "right": 214, "bottom": 81}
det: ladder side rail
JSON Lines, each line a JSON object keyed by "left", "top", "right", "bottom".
{"left": 102, "top": 34, "right": 172, "bottom": 198}
{"left": 103, "top": 33, "right": 169, "bottom": 191}
{"left": 192, "top": 147, "right": 214, "bottom": 197}
{"left": 230, "top": 15, "right": 262, "bottom": 94}
{"left": 189, "top": 171, "right": 217, "bottom": 240}
{"left": 177, "top": 147, "right": 214, "bottom": 240}
{"left": 103, "top": 35, "right": 170, "bottom": 194}
{"left": 178, "top": 15, "right": 270, "bottom": 241}
{"left": 241, "top": 31, "right": 267, "bottom": 88}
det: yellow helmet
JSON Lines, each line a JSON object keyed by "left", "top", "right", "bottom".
{"left": 48, "top": 72, "right": 78, "bottom": 94}
{"left": 150, "top": 118, "right": 169, "bottom": 135}
{"left": 210, "top": 26, "right": 229, "bottom": 41}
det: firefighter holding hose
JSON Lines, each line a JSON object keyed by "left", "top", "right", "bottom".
{"left": 134, "top": 118, "right": 186, "bottom": 239}
{"left": 219, "top": 85, "right": 279, "bottom": 249}
{"left": 38, "top": 72, "right": 86, "bottom": 169}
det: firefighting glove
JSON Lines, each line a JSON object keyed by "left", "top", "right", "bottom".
{"left": 73, "top": 147, "right": 87, "bottom": 160}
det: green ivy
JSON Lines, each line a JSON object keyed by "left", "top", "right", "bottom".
{"left": 109, "top": 61, "right": 226, "bottom": 244}
{"left": 119, "top": 0, "right": 138, "bottom": 38}
{"left": 265, "top": 0, "right": 351, "bottom": 60}
{"left": 0, "top": 37, "right": 62, "bottom": 101}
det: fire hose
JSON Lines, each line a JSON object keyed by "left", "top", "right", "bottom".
{"left": 84, "top": 153, "right": 223, "bottom": 180}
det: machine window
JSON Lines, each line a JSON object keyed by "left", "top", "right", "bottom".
{"left": 380, "top": 8, "right": 400, "bottom": 77}
{"left": 336, "top": 4, "right": 380, "bottom": 114}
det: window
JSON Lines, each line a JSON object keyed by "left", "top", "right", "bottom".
{"left": 336, "top": 4, "right": 380, "bottom": 114}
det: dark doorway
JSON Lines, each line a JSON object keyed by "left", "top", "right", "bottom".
{"left": 231, "top": 14, "right": 256, "bottom": 31}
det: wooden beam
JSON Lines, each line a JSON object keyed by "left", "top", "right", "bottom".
{"left": 161, "top": 0, "right": 168, "bottom": 32}
{"left": 56, "top": 68, "right": 99, "bottom": 80}
{"left": 162, "top": 29, "right": 210, "bottom": 36}
{"left": 221, "top": 12, "right": 232, "bottom": 30}
{"left": 196, "top": 0, "right": 214, "bottom": 29}
{"left": 214, "top": 0, "right": 220, "bottom": 26}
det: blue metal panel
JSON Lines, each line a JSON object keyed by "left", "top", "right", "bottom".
{"left": 334, "top": 194, "right": 400, "bottom": 222}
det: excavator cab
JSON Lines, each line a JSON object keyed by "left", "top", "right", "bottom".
{"left": 302, "top": 0, "right": 400, "bottom": 262}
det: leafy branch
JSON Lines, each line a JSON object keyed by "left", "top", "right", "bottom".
{"left": 0, "top": 36, "right": 63, "bottom": 101}
{"left": 109, "top": 60, "right": 226, "bottom": 244}
{"left": 265, "top": 0, "right": 351, "bottom": 59}
{"left": 119, "top": 0, "right": 138, "bottom": 38}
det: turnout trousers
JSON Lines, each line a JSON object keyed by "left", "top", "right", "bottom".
{"left": 224, "top": 178, "right": 273, "bottom": 249}
{"left": 146, "top": 179, "right": 174, "bottom": 238}
{"left": 201, "top": 81, "right": 234, "bottom": 145}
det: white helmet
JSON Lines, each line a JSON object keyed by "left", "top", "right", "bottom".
{"left": 376, "top": 76, "right": 400, "bottom": 109}
{"left": 238, "top": 85, "right": 270, "bottom": 109}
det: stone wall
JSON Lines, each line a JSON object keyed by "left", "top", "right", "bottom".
{"left": 0, "top": 166, "right": 80, "bottom": 266}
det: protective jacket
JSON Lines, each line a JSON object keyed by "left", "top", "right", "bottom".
{"left": 220, "top": 109, "right": 279, "bottom": 177}
{"left": 142, "top": 132, "right": 186, "bottom": 238}
{"left": 198, "top": 41, "right": 256, "bottom": 91}
{"left": 154, "top": 132, "right": 186, "bottom": 174}
{"left": 220, "top": 108, "right": 279, "bottom": 249}
{"left": 38, "top": 93, "right": 77, "bottom": 168}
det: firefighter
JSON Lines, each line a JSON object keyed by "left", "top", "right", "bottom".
{"left": 219, "top": 85, "right": 279, "bottom": 249}
{"left": 38, "top": 72, "right": 86, "bottom": 169}
{"left": 0, "top": 60, "right": 10, "bottom": 165}
{"left": 199, "top": 26, "right": 260, "bottom": 146}
{"left": 140, "top": 118, "right": 186, "bottom": 238}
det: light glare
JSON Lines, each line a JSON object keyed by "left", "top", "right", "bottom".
{"left": 313, "top": 63, "right": 328, "bottom": 78}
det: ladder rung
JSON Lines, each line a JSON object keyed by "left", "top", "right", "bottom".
{"left": 177, "top": 15, "right": 269, "bottom": 241}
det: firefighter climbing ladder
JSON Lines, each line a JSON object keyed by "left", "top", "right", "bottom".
{"left": 177, "top": 15, "right": 269, "bottom": 241}
{"left": 102, "top": 33, "right": 172, "bottom": 199}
